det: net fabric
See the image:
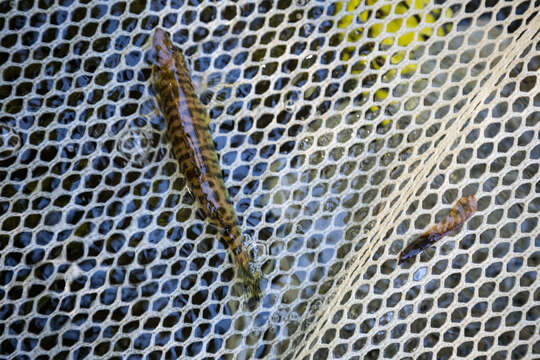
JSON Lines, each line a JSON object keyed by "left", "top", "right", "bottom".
{"left": 293, "top": 3, "right": 540, "bottom": 360}
{"left": 296, "top": 30, "right": 540, "bottom": 360}
{"left": 0, "top": 1, "right": 537, "bottom": 360}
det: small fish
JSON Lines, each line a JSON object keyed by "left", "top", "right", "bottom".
{"left": 399, "top": 195, "right": 478, "bottom": 264}
{"left": 151, "top": 29, "right": 262, "bottom": 301}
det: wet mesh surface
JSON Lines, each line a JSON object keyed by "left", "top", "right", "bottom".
{"left": 0, "top": 0, "right": 538, "bottom": 359}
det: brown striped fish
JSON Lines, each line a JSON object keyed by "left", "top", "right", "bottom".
{"left": 151, "top": 28, "right": 262, "bottom": 301}
{"left": 399, "top": 195, "right": 478, "bottom": 264}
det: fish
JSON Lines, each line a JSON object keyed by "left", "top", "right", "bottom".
{"left": 399, "top": 195, "right": 478, "bottom": 264}
{"left": 151, "top": 28, "right": 262, "bottom": 302}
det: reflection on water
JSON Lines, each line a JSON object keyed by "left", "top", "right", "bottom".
{"left": 116, "top": 127, "right": 157, "bottom": 167}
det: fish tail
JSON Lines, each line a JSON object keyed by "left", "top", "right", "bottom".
{"left": 237, "top": 256, "right": 263, "bottom": 304}
{"left": 225, "top": 226, "right": 263, "bottom": 303}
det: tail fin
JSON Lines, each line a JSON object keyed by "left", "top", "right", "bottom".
{"left": 237, "top": 259, "right": 263, "bottom": 304}
{"left": 224, "top": 226, "right": 263, "bottom": 304}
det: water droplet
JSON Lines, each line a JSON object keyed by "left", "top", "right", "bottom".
{"left": 381, "top": 152, "right": 393, "bottom": 166}
{"left": 365, "top": 219, "right": 376, "bottom": 231}
{"left": 117, "top": 128, "right": 154, "bottom": 167}
{"left": 310, "top": 299, "right": 322, "bottom": 313}
{"left": 302, "top": 314, "right": 315, "bottom": 330}
{"left": 0, "top": 124, "right": 22, "bottom": 159}
{"left": 247, "top": 262, "right": 259, "bottom": 275}
{"left": 242, "top": 233, "right": 253, "bottom": 246}
{"left": 323, "top": 201, "right": 334, "bottom": 212}
{"left": 357, "top": 126, "right": 372, "bottom": 138}
{"left": 270, "top": 308, "right": 289, "bottom": 326}
{"left": 299, "top": 137, "right": 313, "bottom": 151}
{"left": 284, "top": 90, "right": 301, "bottom": 112}
{"left": 285, "top": 100, "right": 295, "bottom": 112}
{"left": 245, "top": 237, "right": 267, "bottom": 261}
{"left": 288, "top": 312, "right": 300, "bottom": 323}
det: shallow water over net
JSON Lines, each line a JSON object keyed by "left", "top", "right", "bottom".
{"left": 0, "top": 0, "right": 538, "bottom": 359}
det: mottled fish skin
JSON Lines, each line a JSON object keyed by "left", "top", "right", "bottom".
{"left": 399, "top": 195, "right": 478, "bottom": 264}
{"left": 152, "top": 29, "right": 261, "bottom": 301}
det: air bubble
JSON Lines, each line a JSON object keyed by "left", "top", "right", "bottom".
{"left": 261, "top": 63, "right": 272, "bottom": 74}
{"left": 116, "top": 128, "right": 154, "bottom": 167}
{"left": 296, "top": 0, "right": 310, "bottom": 6}
{"left": 301, "top": 24, "right": 315, "bottom": 37}
{"left": 271, "top": 307, "right": 289, "bottom": 324}
{"left": 284, "top": 90, "right": 301, "bottom": 112}
{"left": 288, "top": 312, "right": 300, "bottom": 323}
{"left": 285, "top": 100, "right": 295, "bottom": 111}
{"left": 243, "top": 234, "right": 267, "bottom": 261}
{"left": 247, "top": 262, "right": 258, "bottom": 275}
{"left": 242, "top": 233, "right": 254, "bottom": 246}
{"left": 310, "top": 299, "right": 322, "bottom": 312}
{"left": 0, "top": 123, "right": 22, "bottom": 159}
{"left": 299, "top": 137, "right": 313, "bottom": 150}
{"left": 301, "top": 318, "right": 311, "bottom": 331}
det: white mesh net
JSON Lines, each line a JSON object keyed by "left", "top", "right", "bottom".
{"left": 0, "top": 0, "right": 538, "bottom": 359}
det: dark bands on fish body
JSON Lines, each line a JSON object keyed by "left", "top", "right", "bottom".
{"left": 152, "top": 28, "right": 262, "bottom": 301}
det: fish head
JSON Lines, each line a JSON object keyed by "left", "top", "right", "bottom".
{"left": 152, "top": 28, "right": 191, "bottom": 76}
{"left": 152, "top": 28, "right": 176, "bottom": 70}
